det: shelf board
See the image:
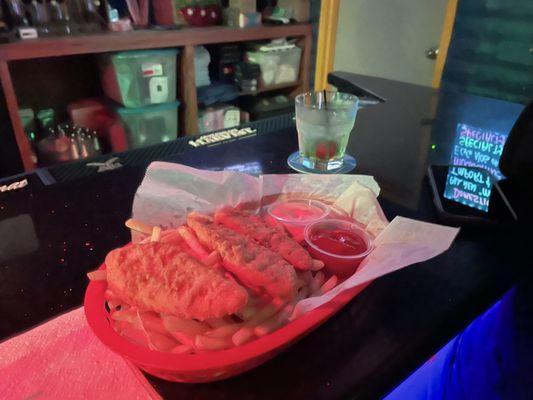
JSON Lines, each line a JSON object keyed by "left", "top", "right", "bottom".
{"left": 0, "top": 24, "right": 311, "bottom": 61}
{"left": 239, "top": 80, "right": 302, "bottom": 96}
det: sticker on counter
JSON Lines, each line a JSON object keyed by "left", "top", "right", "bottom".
{"left": 0, "top": 178, "right": 28, "bottom": 193}
{"left": 86, "top": 157, "right": 123, "bottom": 172}
{"left": 188, "top": 127, "right": 257, "bottom": 148}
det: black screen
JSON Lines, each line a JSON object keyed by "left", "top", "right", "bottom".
{"left": 430, "top": 165, "right": 517, "bottom": 222}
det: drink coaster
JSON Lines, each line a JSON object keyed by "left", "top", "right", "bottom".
{"left": 287, "top": 151, "right": 357, "bottom": 174}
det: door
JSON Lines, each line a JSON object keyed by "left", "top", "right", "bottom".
{"left": 332, "top": 0, "right": 450, "bottom": 87}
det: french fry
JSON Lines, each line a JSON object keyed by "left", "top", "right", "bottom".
{"left": 150, "top": 226, "right": 162, "bottom": 242}
{"left": 147, "top": 331, "right": 180, "bottom": 352}
{"left": 204, "top": 323, "right": 242, "bottom": 338}
{"left": 317, "top": 275, "right": 338, "bottom": 295}
{"left": 114, "top": 310, "right": 144, "bottom": 333}
{"left": 311, "top": 259, "right": 325, "bottom": 271}
{"left": 158, "top": 314, "right": 197, "bottom": 348}
{"left": 254, "top": 311, "right": 289, "bottom": 337}
{"left": 87, "top": 270, "right": 106, "bottom": 281}
{"left": 235, "top": 304, "right": 257, "bottom": 321}
{"left": 110, "top": 309, "right": 136, "bottom": 324}
{"left": 171, "top": 344, "right": 193, "bottom": 355}
{"left": 245, "top": 304, "right": 279, "bottom": 326}
{"left": 107, "top": 300, "right": 119, "bottom": 310}
{"left": 232, "top": 327, "right": 255, "bottom": 346}
{"left": 159, "top": 230, "right": 184, "bottom": 244}
{"left": 125, "top": 218, "right": 154, "bottom": 235}
{"left": 205, "top": 317, "right": 233, "bottom": 329}
{"left": 111, "top": 319, "right": 126, "bottom": 334}
{"left": 138, "top": 312, "right": 169, "bottom": 335}
{"left": 282, "top": 302, "right": 296, "bottom": 316}
{"left": 117, "top": 321, "right": 150, "bottom": 347}
{"left": 161, "top": 315, "right": 210, "bottom": 335}
{"left": 295, "top": 286, "right": 309, "bottom": 302}
{"left": 139, "top": 236, "right": 151, "bottom": 244}
{"left": 202, "top": 250, "right": 220, "bottom": 266}
{"left": 254, "top": 297, "right": 299, "bottom": 337}
{"left": 299, "top": 271, "right": 314, "bottom": 285}
{"left": 315, "top": 271, "right": 325, "bottom": 285}
{"left": 170, "top": 331, "right": 195, "bottom": 348}
{"left": 177, "top": 226, "right": 209, "bottom": 258}
{"left": 309, "top": 271, "right": 325, "bottom": 293}
{"left": 195, "top": 334, "right": 232, "bottom": 351}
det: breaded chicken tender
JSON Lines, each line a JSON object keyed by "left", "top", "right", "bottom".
{"left": 215, "top": 207, "right": 316, "bottom": 270}
{"left": 105, "top": 241, "right": 248, "bottom": 321}
{"left": 186, "top": 212, "right": 298, "bottom": 301}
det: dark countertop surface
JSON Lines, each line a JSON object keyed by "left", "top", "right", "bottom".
{"left": 0, "top": 75, "right": 530, "bottom": 399}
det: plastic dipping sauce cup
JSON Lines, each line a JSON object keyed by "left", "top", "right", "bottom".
{"left": 267, "top": 199, "right": 330, "bottom": 239}
{"left": 304, "top": 219, "right": 373, "bottom": 280}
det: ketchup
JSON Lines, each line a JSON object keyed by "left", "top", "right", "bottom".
{"left": 309, "top": 228, "right": 368, "bottom": 256}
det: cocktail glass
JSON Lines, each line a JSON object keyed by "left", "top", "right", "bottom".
{"left": 295, "top": 91, "right": 358, "bottom": 171}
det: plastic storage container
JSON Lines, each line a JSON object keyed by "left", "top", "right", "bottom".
{"left": 246, "top": 45, "right": 302, "bottom": 86}
{"left": 195, "top": 46, "right": 211, "bottom": 87}
{"left": 116, "top": 101, "right": 179, "bottom": 149}
{"left": 241, "top": 94, "right": 294, "bottom": 119}
{"left": 152, "top": 0, "right": 186, "bottom": 27}
{"left": 99, "top": 49, "right": 178, "bottom": 108}
{"left": 198, "top": 104, "right": 240, "bottom": 134}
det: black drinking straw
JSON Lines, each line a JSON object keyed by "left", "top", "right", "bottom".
{"left": 322, "top": 89, "right": 330, "bottom": 129}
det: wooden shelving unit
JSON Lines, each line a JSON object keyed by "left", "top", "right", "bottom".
{"left": 0, "top": 24, "right": 312, "bottom": 171}
{"left": 240, "top": 80, "right": 302, "bottom": 95}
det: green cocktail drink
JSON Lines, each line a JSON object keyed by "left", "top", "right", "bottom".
{"left": 295, "top": 91, "right": 358, "bottom": 170}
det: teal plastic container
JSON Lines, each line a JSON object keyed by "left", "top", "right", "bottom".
{"left": 99, "top": 49, "right": 178, "bottom": 108}
{"left": 246, "top": 46, "right": 302, "bottom": 86}
{"left": 117, "top": 101, "right": 180, "bottom": 149}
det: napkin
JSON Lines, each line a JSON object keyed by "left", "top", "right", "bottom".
{"left": 0, "top": 307, "right": 158, "bottom": 400}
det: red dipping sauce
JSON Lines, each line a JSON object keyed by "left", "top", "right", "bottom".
{"left": 304, "top": 219, "right": 373, "bottom": 280}
{"left": 309, "top": 229, "right": 368, "bottom": 256}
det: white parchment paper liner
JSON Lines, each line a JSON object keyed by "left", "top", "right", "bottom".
{"left": 132, "top": 162, "right": 459, "bottom": 318}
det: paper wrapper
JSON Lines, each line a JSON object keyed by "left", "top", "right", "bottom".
{"left": 132, "top": 162, "right": 459, "bottom": 318}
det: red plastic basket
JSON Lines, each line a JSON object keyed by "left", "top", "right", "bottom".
{"left": 84, "top": 260, "right": 371, "bottom": 383}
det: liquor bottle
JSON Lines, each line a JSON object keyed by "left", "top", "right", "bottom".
{"left": 26, "top": 0, "right": 50, "bottom": 36}
{"left": 47, "top": 0, "right": 71, "bottom": 35}
{"left": 5, "top": 0, "right": 38, "bottom": 39}
{"left": 0, "top": 0, "right": 13, "bottom": 42}
{"left": 82, "top": 0, "right": 105, "bottom": 31}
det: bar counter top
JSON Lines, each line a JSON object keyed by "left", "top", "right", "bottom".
{"left": 0, "top": 75, "right": 530, "bottom": 399}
